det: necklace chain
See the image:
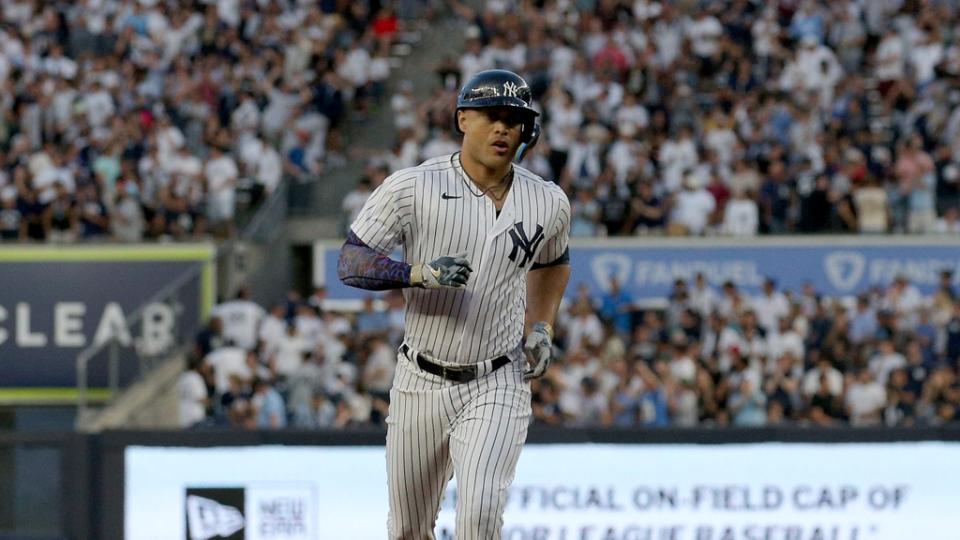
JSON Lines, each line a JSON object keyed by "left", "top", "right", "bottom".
{"left": 452, "top": 152, "right": 513, "bottom": 202}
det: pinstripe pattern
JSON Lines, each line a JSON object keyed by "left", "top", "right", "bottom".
{"left": 387, "top": 348, "right": 530, "bottom": 539}
{"left": 351, "top": 153, "right": 570, "bottom": 539}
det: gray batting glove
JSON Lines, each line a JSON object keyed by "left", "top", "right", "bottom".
{"left": 523, "top": 321, "right": 554, "bottom": 381}
{"left": 411, "top": 252, "right": 473, "bottom": 289}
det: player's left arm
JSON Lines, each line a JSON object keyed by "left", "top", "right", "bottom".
{"left": 523, "top": 191, "right": 571, "bottom": 380}
{"left": 525, "top": 259, "right": 570, "bottom": 331}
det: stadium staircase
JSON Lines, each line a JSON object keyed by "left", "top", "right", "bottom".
{"left": 286, "top": 10, "right": 471, "bottom": 242}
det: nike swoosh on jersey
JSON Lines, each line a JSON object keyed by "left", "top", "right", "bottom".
{"left": 441, "top": 193, "right": 462, "bottom": 200}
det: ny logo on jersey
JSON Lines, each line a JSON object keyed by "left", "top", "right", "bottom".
{"left": 502, "top": 81, "right": 521, "bottom": 98}
{"left": 508, "top": 223, "right": 545, "bottom": 268}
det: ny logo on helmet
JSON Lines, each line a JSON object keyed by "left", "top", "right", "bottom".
{"left": 508, "top": 223, "right": 545, "bottom": 268}
{"left": 502, "top": 81, "right": 521, "bottom": 98}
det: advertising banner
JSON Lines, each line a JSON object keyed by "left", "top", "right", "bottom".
{"left": 125, "top": 442, "right": 959, "bottom": 540}
{"left": 0, "top": 245, "right": 215, "bottom": 393}
{"left": 315, "top": 237, "right": 960, "bottom": 302}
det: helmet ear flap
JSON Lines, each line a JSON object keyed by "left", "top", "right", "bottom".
{"left": 521, "top": 118, "right": 535, "bottom": 143}
{"left": 515, "top": 123, "right": 540, "bottom": 163}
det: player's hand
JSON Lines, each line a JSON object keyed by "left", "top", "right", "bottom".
{"left": 523, "top": 321, "right": 553, "bottom": 381}
{"left": 411, "top": 252, "right": 473, "bottom": 289}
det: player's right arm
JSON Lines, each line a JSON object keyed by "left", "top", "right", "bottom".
{"left": 337, "top": 172, "right": 472, "bottom": 291}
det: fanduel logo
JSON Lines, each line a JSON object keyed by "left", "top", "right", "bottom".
{"left": 591, "top": 253, "right": 632, "bottom": 290}
{"left": 824, "top": 251, "right": 866, "bottom": 291}
{"left": 186, "top": 495, "right": 245, "bottom": 540}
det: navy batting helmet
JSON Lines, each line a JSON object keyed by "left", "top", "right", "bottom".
{"left": 454, "top": 69, "right": 540, "bottom": 144}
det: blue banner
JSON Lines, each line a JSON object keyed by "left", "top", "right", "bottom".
{"left": 316, "top": 239, "right": 960, "bottom": 301}
{"left": 0, "top": 245, "right": 214, "bottom": 388}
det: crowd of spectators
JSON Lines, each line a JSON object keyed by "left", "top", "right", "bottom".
{"left": 177, "top": 270, "right": 960, "bottom": 429}
{"left": 0, "top": 0, "right": 415, "bottom": 243}
{"left": 344, "top": 0, "right": 960, "bottom": 237}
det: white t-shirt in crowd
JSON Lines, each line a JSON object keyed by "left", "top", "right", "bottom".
{"left": 846, "top": 381, "right": 886, "bottom": 426}
{"left": 690, "top": 284, "right": 718, "bottom": 317}
{"left": 363, "top": 343, "right": 396, "bottom": 393}
{"left": 686, "top": 15, "right": 723, "bottom": 57}
{"left": 869, "top": 352, "right": 907, "bottom": 385}
{"left": 801, "top": 366, "right": 844, "bottom": 397}
{"left": 206, "top": 155, "right": 238, "bottom": 199}
{"left": 567, "top": 313, "right": 604, "bottom": 352}
{"left": 258, "top": 314, "right": 286, "bottom": 356}
{"left": 84, "top": 90, "right": 115, "bottom": 128}
{"left": 545, "top": 102, "right": 582, "bottom": 152}
{"left": 658, "top": 137, "right": 698, "bottom": 192}
{"left": 213, "top": 299, "right": 266, "bottom": 351}
{"left": 722, "top": 198, "right": 759, "bottom": 236}
{"left": 751, "top": 15, "right": 779, "bottom": 57}
{"left": 548, "top": 43, "right": 577, "bottom": 80}
{"left": 875, "top": 34, "right": 905, "bottom": 80}
{"left": 910, "top": 41, "right": 944, "bottom": 84}
{"left": 256, "top": 146, "right": 282, "bottom": 194}
{"left": 177, "top": 370, "right": 207, "bottom": 427}
{"left": 295, "top": 314, "right": 326, "bottom": 349}
{"left": 767, "top": 330, "right": 804, "bottom": 363}
{"left": 272, "top": 333, "right": 308, "bottom": 377}
{"left": 459, "top": 51, "right": 493, "bottom": 85}
{"left": 338, "top": 46, "right": 371, "bottom": 87}
{"left": 204, "top": 346, "right": 250, "bottom": 394}
{"left": 752, "top": 292, "right": 790, "bottom": 333}
{"left": 341, "top": 188, "right": 370, "bottom": 226}
{"left": 672, "top": 189, "right": 716, "bottom": 235}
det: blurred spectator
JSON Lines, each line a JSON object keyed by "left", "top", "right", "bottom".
{"left": 252, "top": 378, "right": 287, "bottom": 429}
{"left": 111, "top": 182, "right": 145, "bottom": 242}
{"left": 599, "top": 277, "right": 634, "bottom": 337}
{"left": 270, "top": 324, "right": 308, "bottom": 380}
{"left": 853, "top": 177, "right": 889, "bottom": 234}
{"left": 846, "top": 368, "right": 887, "bottom": 426}
{"left": 205, "top": 343, "right": 251, "bottom": 396}
{"left": 177, "top": 358, "right": 209, "bottom": 429}
{"left": 194, "top": 315, "right": 224, "bottom": 360}
{"left": 869, "top": 338, "right": 908, "bottom": 386}
{"left": 670, "top": 173, "right": 715, "bottom": 236}
{"left": 0, "top": 187, "right": 25, "bottom": 240}
{"left": 729, "top": 378, "right": 767, "bottom": 427}
{"left": 259, "top": 304, "right": 289, "bottom": 358}
{"left": 721, "top": 188, "right": 759, "bottom": 236}
{"left": 753, "top": 278, "right": 790, "bottom": 334}
{"left": 212, "top": 286, "right": 265, "bottom": 352}
{"left": 566, "top": 298, "right": 604, "bottom": 352}
{"left": 205, "top": 144, "right": 239, "bottom": 237}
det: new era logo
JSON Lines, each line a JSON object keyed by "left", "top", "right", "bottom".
{"left": 185, "top": 485, "right": 316, "bottom": 540}
{"left": 185, "top": 488, "right": 245, "bottom": 540}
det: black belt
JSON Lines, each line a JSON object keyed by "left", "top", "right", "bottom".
{"left": 400, "top": 344, "right": 510, "bottom": 383}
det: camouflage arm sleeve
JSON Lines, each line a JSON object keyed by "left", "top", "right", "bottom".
{"left": 337, "top": 230, "right": 412, "bottom": 290}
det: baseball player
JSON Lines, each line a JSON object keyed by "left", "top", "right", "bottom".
{"left": 338, "top": 69, "right": 570, "bottom": 539}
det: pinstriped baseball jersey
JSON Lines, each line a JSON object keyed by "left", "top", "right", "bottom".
{"left": 350, "top": 152, "right": 571, "bottom": 364}
{"left": 351, "top": 152, "right": 569, "bottom": 539}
